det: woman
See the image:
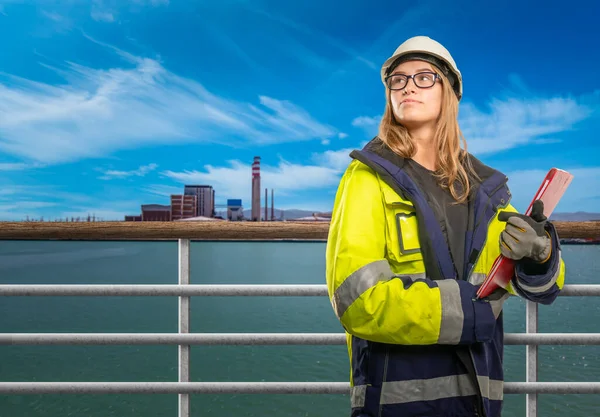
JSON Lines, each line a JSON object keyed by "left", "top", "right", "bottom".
{"left": 325, "top": 35, "right": 565, "bottom": 417}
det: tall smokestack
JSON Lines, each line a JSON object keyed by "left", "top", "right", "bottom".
{"left": 265, "top": 188, "right": 268, "bottom": 221}
{"left": 251, "top": 156, "right": 261, "bottom": 221}
{"left": 271, "top": 189, "right": 274, "bottom": 222}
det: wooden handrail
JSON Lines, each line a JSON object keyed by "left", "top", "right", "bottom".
{"left": 0, "top": 221, "right": 331, "bottom": 240}
{"left": 0, "top": 220, "right": 598, "bottom": 241}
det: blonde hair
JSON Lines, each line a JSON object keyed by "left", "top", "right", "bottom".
{"left": 378, "top": 67, "right": 478, "bottom": 204}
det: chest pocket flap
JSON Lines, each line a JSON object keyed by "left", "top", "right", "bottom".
{"left": 380, "top": 183, "right": 422, "bottom": 263}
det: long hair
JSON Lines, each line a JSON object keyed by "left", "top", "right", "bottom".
{"left": 378, "top": 68, "right": 478, "bottom": 204}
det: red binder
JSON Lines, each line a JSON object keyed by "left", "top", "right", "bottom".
{"left": 476, "top": 168, "right": 574, "bottom": 299}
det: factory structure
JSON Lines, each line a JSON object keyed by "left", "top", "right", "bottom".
{"left": 125, "top": 156, "right": 280, "bottom": 222}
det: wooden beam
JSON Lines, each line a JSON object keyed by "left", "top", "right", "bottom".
{"left": 0, "top": 221, "right": 331, "bottom": 241}
{"left": 0, "top": 221, "right": 598, "bottom": 241}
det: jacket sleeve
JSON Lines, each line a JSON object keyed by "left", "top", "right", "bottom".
{"left": 326, "top": 161, "right": 497, "bottom": 346}
{"left": 500, "top": 204, "right": 566, "bottom": 305}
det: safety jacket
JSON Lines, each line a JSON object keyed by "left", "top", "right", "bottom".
{"left": 326, "top": 138, "right": 565, "bottom": 417}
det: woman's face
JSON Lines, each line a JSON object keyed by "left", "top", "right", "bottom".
{"left": 388, "top": 60, "right": 443, "bottom": 130}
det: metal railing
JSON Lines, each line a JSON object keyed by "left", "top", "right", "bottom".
{"left": 1, "top": 238, "right": 599, "bottom": 417}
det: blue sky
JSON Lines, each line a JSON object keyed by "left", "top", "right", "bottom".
{"left": 0, "top": 0, "right": 599, "bottom": 220}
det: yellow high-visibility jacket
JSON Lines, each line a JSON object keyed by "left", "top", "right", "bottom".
{"left": 326, "top": 138, "right": 565, "bottom": 417}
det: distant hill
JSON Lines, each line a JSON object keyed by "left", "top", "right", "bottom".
{"left": 549, "top": 212, "right": 600, "bottom": 221}
{"left": 241, "top": 208, "right": 316, "bottom": 220}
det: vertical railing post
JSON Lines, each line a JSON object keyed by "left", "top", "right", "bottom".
{"left": 178, "top": 239, "right": 190, "bottom": 417}
{"left": 526, "top": 300, "right": 538, "bottom": 417}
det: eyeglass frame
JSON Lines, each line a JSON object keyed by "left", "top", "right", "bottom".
{"left": 384, "top": 71, "right": 441, "bottom": 91}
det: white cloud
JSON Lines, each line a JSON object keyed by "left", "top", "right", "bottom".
{"left": 91, "top": 10, "right": 114, "bottom": 22}
{"left": 0, "top": 162, "right": 42, "bottom": 171}
{"left": 41, "top": 11, "right": 64, "bottom": 22}
{"left": 349, "top": 92, "right": 594, "bottom": 156}
{"left": 90, "top": 0, "right": 167, "bottom": 22}
{"left": 0, "top": 39, "right": 338, "bottom": 165}
{"left": 505, "top": 167, "right": 600, "bottom": 213}
{"left": 460, "top": 95, "right": 592, "bottom": 155}
{"left": 98, "top": 163, "right": 158, "bottom": 180}
{"left": 312, "top": 147, "right": 354, "bottom": 172}
{"left": 161, "top": 157, "right": 342, "bottom": 206}
{"left": 338, "top": 132, "right": 348, "bottom": 139}
{"left": 351, "top": 115, "right": 381, "bottom": 137}
{"left": 142, "top": 184, "right": 184, "bottom": 197}
{"left": 352, "top": 115, "right": 381, "bottom": 128}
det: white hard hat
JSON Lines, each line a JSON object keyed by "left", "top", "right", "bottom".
{"left": 380, "top": 36, "right": 463, "bottom": 100}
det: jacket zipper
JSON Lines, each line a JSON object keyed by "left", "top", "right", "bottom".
{"left": 465, "top": 176, "right": 509, "bottom": 282}
{"left": 378, "top": 347, "right": 390, "bottom": 417}
{"left": 465, "top": 177, "right": 509, "bottom": 417}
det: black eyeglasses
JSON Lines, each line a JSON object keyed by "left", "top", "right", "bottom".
{"left": 385, "top": 71, "right": 440, "bottom": 91}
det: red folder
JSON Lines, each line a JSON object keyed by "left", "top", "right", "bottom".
{"left": 476, "top": 168, "right": 574, "bottom": 299}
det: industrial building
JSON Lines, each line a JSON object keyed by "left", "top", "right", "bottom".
{"left": 184, "top": 185, "right": 214, "bottom": 218}
{"left": 227, "top": 199, "right": 243, "bottom": 221}
{"left": 251, "top": 156, "right": 261, "bottom": 221}
{"left": 124, "top": 156, "right": 273, "bottom": 222}
{"left": 141, "top": 204, "right": 171, "bottom": 221}
{"left": 124, "top": 215, "right": 141, "bottom": 221}
{"left": 170, "top": 194, "right": 197, "bottom": 221}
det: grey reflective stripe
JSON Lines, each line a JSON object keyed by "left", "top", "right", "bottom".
{"left": 381, "top": 374, "right": 477, "bottom": 404}
{"left": 332, "top": 260, "right": 394, "bottom": 318}
{"left": 517, "top": 249, "right": 562, "bottom": 294}
{"left": 351, "top": 384, "right": 367, "bottom": 408}
{"left": 437, "top": 280, "right": 464, "bottom": 344}
{"left": 331, "top": 260, "right": 424, "bottom": 318}
{"left": 477, "top": 375, "right": 504, "bottom": 401}
{"left": 352, "top": 376, "right": 503, "bottom": 408}
{"left": 469, "top": 272, "right": 486, "bottom": 286}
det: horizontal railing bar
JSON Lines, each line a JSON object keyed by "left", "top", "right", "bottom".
{"left": 0, "top": 284, "right": 598, "bottom": 297}
{"left": 1, "top": 333, "right": 345, "bottom": 345}
{"left": 2, "top": 333, "right": 600, "bottom": 345}
{"left": 0, "top": 284, "right": 327, "bottom": 296}
{"left": 504, "top": 333, "right": 600, "bottom": 345}
{"left": 0, "top": 382, "right": 349, "bottom": 394}
{"left": 504, "top": 382, "right": 600, "bottom": 394}
{"left": 1, "top": 382, "right": 599, "bottom": 395}
{"left": 560, "top": 285, "right": 600, "bottom": 296}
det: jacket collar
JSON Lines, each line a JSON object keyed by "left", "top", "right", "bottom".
{"left": 352, "top": 136, "right": 508, "bottom": 195}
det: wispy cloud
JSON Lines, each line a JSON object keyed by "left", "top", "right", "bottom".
{"left": 0, "top": 39, "right": 339, "bottom": 165}
{"left": 460, "top": 93, "right": 593, "bottom": 155}
{"left": 91, "top": 9, "right": 114, "bottom": 22}
{"left": 97, "top": 163, "right": 158, "bottom": 180}
{"left": 0, "top": 162, "right": 42, "bottom": 171}
{"left": 243, "top": 5, "right": 376, "bottom": 71}
{"left": 90, "top": 0, "right": 167, "bottom": 22}
{"left": 142, "top": 184, "right": 184, "bottom": 198}
{"left": 351, "top": 115, "right": 381, "bottom": 136}
{"left": 349, "top": 86, "right": 595, "bottom": 155}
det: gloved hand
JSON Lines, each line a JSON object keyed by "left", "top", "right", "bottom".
{"left": 498, "top": 200, "right": 551, "bottom": 263}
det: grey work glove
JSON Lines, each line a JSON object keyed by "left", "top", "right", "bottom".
{"left": 498, "top": 200, "right": 551, "bottom": 263}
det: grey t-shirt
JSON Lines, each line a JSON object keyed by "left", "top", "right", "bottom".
{"left": 403, "top": 159, "right": 469, "bottom": 280}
